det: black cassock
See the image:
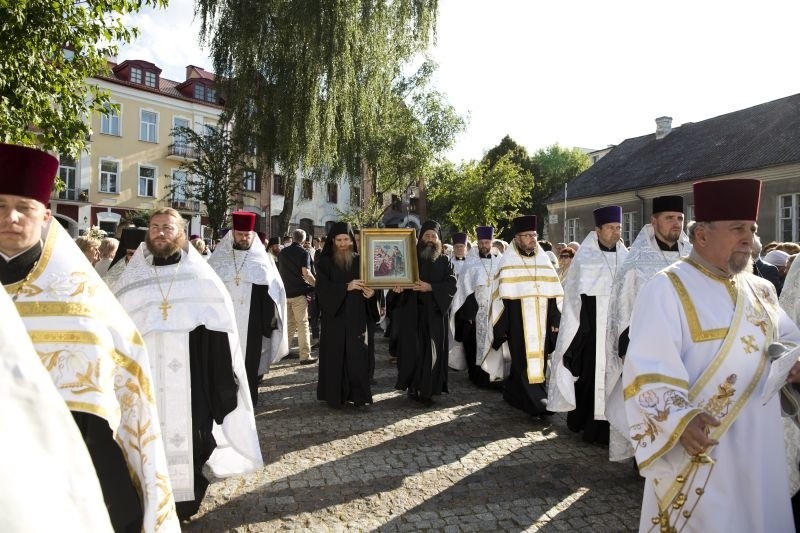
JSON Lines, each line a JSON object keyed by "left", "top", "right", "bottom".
{"left": 391, "top": 255, "right": 456, "bottom": 402}
{"left": 453, "top": 294, "right": 495, "bottom": 389}
{"left": 492, "top": 298, "right": 561, "bottom": 416}
{"left": 243, "top": 283, "right": 277, "bottom": 405}
{"left": 561, "top": 294, "right": 609, "bottom": 444}
{"left": 315, "top": 254, "right": 378, "bottom": 407}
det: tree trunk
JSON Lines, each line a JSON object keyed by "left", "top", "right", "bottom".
{"left": 361, "top": 158, "right": 373, "bottom": 210}
{"left": 276, "top": 172, "right": 297, "bottom": 236}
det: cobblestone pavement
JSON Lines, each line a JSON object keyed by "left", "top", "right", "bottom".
{"left": 186, "top": 337, "right": 644, "bottom": 532}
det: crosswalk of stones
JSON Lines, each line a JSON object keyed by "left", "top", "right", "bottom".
{"left": 186, "top": 338, "right": 643, "bottom": 532}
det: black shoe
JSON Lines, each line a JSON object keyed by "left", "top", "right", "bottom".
{"left": 300, "top": 357, "right": 318, "bottom": 366}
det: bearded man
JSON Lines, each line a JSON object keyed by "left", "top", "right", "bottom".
{"left": 485, "top": 216, "right": 563, "bottom": 415}
{"left": 605, "top": 196, "right": 691, "bottom": 461}
{"left": 389, "top": 220, "right": 457, "bottom": 405}
{"left": 112, "top": 207, "right": 262, "bottom": 521}
{"left": 549, "top": 206, "right": 629, "bottom": 444}
{"left": 0, "top": 144, "right": 178, "bottom": 531}
{"left": 315, "top": 222, "right": 379, "bottom": 408}
{"left": 623, "top": 179, "right": 800, "bottom": 532}
{"left": 209, "top": 211, "right": 288, "bottom": 405}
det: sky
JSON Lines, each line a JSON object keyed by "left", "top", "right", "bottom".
{"left": 120, "top": 0, "right": 800, "bottom": 163}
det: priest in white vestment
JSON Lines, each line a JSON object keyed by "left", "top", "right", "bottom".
{"left": 112, "top": 207, "right": 263, "bottom": 521}
{"left": 548, "top": 206, "right": 629, "bottom": 443}
{"left": 485, "top": 216, "right": 563, "bottom": 416}
{"left": 623, "top": 178, "right": 800, "bottom": 532}
{"left": 0, "top": 286, "right": 113, "bottom": 533}
{"left": 0, "top": 144, "right": 179, "bottom": 532}
{"left": 605, "top": 196, "right": 691, "bottom": 462}
{"left": 450, "top": 226, "right": 503, "bottom": 388}
{"left": 209, "top": 211, "right": 288, "bottom": 405}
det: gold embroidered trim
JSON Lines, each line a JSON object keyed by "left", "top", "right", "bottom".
{"left": 624, "top": 374, "right": 689, "bottom": 401}
{"left": 15, "top": 301, "right": 96, "bottom": 318}
{"left": 495, "top": 274, "right": 561, "bottom": 284}
{"left": 3, "top": 222, "right": 57, "bottom": 293}
{"left": 28, "top": 330, "right": 155, "bottom": 404}
{"left": 666, "top": 272, "right": 729, "bottom": 342}
{"left": 684, "top": 258, "right": 737, "bottom": 301}
{"left": 638, "top": 408, "right": 702, "bottom": 471}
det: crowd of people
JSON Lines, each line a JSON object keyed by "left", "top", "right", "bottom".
{"left": 5, "top": 141, "right": 800, "bottom": 532}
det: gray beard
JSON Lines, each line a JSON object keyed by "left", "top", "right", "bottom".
{"left": 419, "top": 244, "right": 441, "bottom": 262}
{"left": 333, "top": 249, "right": 354, "bottom": 271}
{"left": 729, "top": 253, "right": 752, "bottom": 274}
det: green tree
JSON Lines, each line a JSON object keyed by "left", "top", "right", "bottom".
{"left": 0, "top": 0, "right": 166, "bottom": 157}
{"left": 196, "top": 0, "right": 441, "bottom": 235}
{"left": 530, "top": 144, "right": 591, "bottom": 233}
{"left": 427, "top": 154, "right": 535, "bottom": 236}
{"left": 166, "top": 124, "right": 254, "bottom": 239}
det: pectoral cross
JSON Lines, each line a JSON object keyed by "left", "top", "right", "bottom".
{"left": 234, "top": 274, "right": 241, "bottom": 286}
{"left": 159, "top": 299, "right": 171, "bottom": 320}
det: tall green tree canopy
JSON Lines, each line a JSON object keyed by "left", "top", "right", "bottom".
{"left": 196, "top": 0, "right": 444, "bottom": 233}
{"left": 0, "top": 0, "right": 166, "bottom": 156}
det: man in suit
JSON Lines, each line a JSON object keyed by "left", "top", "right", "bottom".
{"left": 752, "top": 234, "right": 782, "bottom": 294}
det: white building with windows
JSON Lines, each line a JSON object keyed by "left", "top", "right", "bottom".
{"left": 547, "top": 94, "right": 800, "bottom": 246}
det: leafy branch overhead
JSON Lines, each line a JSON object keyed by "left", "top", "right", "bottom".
{"left": 0, "top": 0, "right": 167, "bottom": 156}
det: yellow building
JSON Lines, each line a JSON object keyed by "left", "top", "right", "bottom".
{"left": 51, "top": 59, "right": 226, "bottom": 237}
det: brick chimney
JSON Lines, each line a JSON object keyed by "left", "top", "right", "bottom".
{"left": 655, "top": 116, "right": 673, "bottom": 140}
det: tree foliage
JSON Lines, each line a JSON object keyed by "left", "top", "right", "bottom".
{"left": 0, "top": 0, "right": 166, "bottom": 157}
{"left": 196, "top": 0, "right": 445, "bottom": 234}
{"left": 334, "top": 195, "right": 387, "bottom": 231}
{"left": 427, "top": 154, "right": 535, "bottom": 236}
{"left": 166, "top": 124, "right": 253, "bottom": 239}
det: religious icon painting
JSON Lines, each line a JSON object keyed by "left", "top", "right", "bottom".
{"left": 360, "top": 228, "right": 419, "bottom": 288}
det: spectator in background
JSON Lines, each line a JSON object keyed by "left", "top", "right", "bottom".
{"left": 75, "top": 235, "right": 101, "bottom": 266}
{"left": 752, "top": 235, "right": 782, "bottom": 295}
{"left": 94, "top": 237, "right": 119, "bottom": 275}
{"left": 278, "top": 229, "right": 317, "bottom": 365}
{"left": 557, "top": 247, "right": 575, "bottom": 282}
{"left": 778, "top": 242, "right": 800, "bottom": 256}
{"left": 765, "top": 249, "right": 791, "bottom": 290}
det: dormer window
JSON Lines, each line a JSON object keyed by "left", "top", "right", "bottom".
{"left": 206, "top": 88, "right": 216, "bottom": 103}
{"left": 145, "top": 71, "right": 156, "bottom": 88}
{"left": 194, "top": 85, "right": 204, "bottom": 99}
{"left": 130, "top": 67, "right": 142, "bottom": 84}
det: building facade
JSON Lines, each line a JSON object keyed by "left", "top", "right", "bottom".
{"left": 546, "top": 95, "right": 800, "bottom": 246}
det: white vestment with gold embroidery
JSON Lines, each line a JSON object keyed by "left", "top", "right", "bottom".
{"left": 623, "top": 257, "right": 799, "bottom": 532}
{"left": 208, "top": 232, "right": 289, "bottom": 374}
{"left": 548, "top": 231, "right": 628, "bottom": 414}
{"left": 484, "top": 243, "right": 563, "bottom": 382}
{"left": 605, "top": 225, "right": 691, "bottom": 462}
{"left": 0, "top": 287, "right": 113, "bottom": 532}
{"left": 5, "top": 221, "right": 179, "bottom": 531}
{"left": 112, "top": 242, "right": 263, "bottom": 502}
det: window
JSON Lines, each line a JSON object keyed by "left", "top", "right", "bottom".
{"left": 686, "top": 204, "right": 695, "bottom": 223}
{"left": 140, "top": 110, "right": 157, "bottom": 142}
{"left": 622, "top": 212, "right": 637, "bottom": 246}
{"left": 138, "top": 165, "right": 156, "bottom": 197}
{"left": 172, "top": 170, "right": 188, "bottom": 207}
{"left": 301, "top": 179, "right": 313, "bottom": 200}
{"left": 778, "top": 194, "right": 800, "bottom": 242}
{"left": 99, "top": 160, "right": 119, "bottom": 193}
{"left": 350, "top": 185, "right": 361, "bottom": 207}
{"left": 172, "top": 117, "right": 190, "bottom": 155}
{"left": 100, "top": 104, "right": 120, "bottom": 136}
{"left": 243, "top": 171, "right": 258, "bottom": 192}
{"left": 206, "top": 88, "right": 216, "bottom": 103}
{"left": 58, "top": 156, "right": 77, "bottom": 200}
{"left": 144, "top": 71, "right": 156, "bottom": 88}
{"left": 194, "top": 84, "right": 204, "bottom": 100}
{"left": 326, "top": 182, "right": 338, "bottom": 203}
{"left": 130, "top": 67, "right": 142, "bottom": 84}
{"left": 273, "top": 174, "right": 285, "bottom": 196}
{"left": 565, "top": 218, "right": 579, "bottom": 243}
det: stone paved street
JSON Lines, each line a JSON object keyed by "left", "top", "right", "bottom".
{"left": 186, "top": 337, "right": 643, "bottom": 532}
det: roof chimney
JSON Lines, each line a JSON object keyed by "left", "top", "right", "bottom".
{"left": 655, "top": 116, "right": 672, "bottom": 140}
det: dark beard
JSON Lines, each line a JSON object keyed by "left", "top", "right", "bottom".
{"left": 233, "top": 242, "right": 249, "bottom": 251}
{"left": 418, "top": 241, "right": 441, "bottom": 262}
{"left": 145, "top": 234, "right": 183, "bottom": 259}
{"left": 333, "top": 248, "right": 354, "bottom": 271}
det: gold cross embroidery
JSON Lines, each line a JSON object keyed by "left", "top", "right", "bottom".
{"left": 740, "top": 335, "right": 758, "bottom": 354}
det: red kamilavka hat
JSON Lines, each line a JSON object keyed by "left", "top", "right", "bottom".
{"left": 0, "top": 144, "right": 58, "bottom": 205}
{"left": 231, "top": 211, "right": 257, "bottom": 231}
{"left": 693, "top": 179, "right": 761, "bottom": 222}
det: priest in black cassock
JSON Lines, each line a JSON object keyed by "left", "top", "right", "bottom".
{"left": 209, "top": 211, "right": 288, "bottom": 405}
{"left": 315, "top": 222, "right": 379, "bottom": 408}
{"left": 113, "top": 207, "right": 262, "bottom": 521}
{"left": 390, "top": 220, "right": 457, "bottom": 406}
{"left": 485, "top": 215, "right": 563, "bottom": 417}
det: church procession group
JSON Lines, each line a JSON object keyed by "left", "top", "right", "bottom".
{"left": 4, "top": 141, "right": 800, "bottom": 533}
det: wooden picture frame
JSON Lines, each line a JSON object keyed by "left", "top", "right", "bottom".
{"left": 360, "top": 228, "right": 419, "bottom": 288}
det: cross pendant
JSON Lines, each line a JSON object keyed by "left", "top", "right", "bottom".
{"left": 159, "top": 299, "right": 171, "bottom": 320}
{"left": 234, "top": 274, "right": 241, "bottom": 286}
